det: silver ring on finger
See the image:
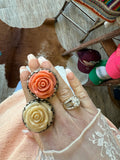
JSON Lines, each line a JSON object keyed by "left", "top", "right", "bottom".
{"left": 63, "top": 96, "right": 80, "bottom": 110}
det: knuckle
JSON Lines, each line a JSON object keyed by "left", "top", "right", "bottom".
{"left": 78, "top": 91, "right": 88, "bottom": 99}
{"left": 74, "top": 82, "right": 81, "bottom": 91}
{"left": 29, "top": 60, "right": 40, "bottom": 71}
{"left": 73, "top": 81, "right": 88, "bottom": 99}
{"left": 58, "top": 87, "right": 72, "bottom": 102}
{"left": 41, "top": 61, "right": 52, "bottom": 69}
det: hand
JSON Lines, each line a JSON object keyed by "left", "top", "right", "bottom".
{"left": 20, "top": 54, "right": 98, "bottom": 151}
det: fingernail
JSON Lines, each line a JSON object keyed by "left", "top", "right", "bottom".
{"left": 26, "top": 66, "right": 31, "bottom": 72}
{"left": 27, "top": 54, "right": 36, "bottom": 61}
{"left": 20, "top": 67, "right": 28, "bottom": 73}
{"left": 22, "top": 129, "right": 29, "bottom": 133}
{"left": 66, "top": 68, "right": 72, "bottom": 74}
{"left": 38, "top": 56, "right": 47, "bottom": 65}
{"left": 22, "top": 129, "right": 33, "bottom": 138}
{"left": 66, "top": 68, "right": 74, "bottom": 80}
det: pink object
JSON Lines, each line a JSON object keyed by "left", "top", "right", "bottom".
{"left": 0, "top": 91, "right": 39, "bottom": 160}
{"left": 106, "top": 44, "right": 120, "bottom": 79}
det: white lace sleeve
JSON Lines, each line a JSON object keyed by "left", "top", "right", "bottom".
{"left": 39, "top": 109, "right": 120, "bottom": 160}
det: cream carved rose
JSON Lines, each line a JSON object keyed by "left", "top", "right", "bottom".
{"left": 28, "top": 70, "right": 58, "bottom": 99}
{"left": 22, "top": 100, "right": 54, "bottom": 132}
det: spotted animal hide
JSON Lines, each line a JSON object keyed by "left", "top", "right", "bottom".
{"left": 0, "top": 18, "right": 69, "bottom": 88}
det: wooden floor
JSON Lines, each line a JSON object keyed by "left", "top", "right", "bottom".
{"left": 0, "top": 0, "right": 120, "bottom": 127}
{"left": 86, "top": 86, "right": 120, "bottom": 128}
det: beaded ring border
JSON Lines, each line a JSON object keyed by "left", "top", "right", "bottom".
{"left": 27, "top": 68, "right": 59, "bottom": 100}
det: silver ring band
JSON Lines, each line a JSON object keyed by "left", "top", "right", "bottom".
{"left": 63, "top": 96, "right": 80, "bottom": 110}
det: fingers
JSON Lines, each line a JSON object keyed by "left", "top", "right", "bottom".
{"left": 20, "top": 66, "right": 34, "bottom": 102}
{"left": 22, "top": 54, "right": 96, "bottom": 117}
{"left": 20, "top": 55, "right": 64, "bottom": 114}
{"left": 37, "top": 56, "right": 82, "bottom": 116}
{"left": 27, "top": 54, "right": 74, "bottom": 107}
{"left": 38, "top": 56, "right": 74, "bottom": 104}
{"left": 66, "top": 69, "right": 97, "bottom": 114}
{"left": 27, "top": 54, "right": 40, "bottom": 72}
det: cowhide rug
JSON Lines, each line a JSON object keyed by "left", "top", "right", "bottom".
{"left": 0, "top": 18, "right": 69, "bottom": 88}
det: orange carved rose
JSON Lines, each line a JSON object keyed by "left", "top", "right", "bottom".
{"left": 28, "top": 70, "right": 57, "bottom": 99}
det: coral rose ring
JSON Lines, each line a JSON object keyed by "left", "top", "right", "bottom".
{"left": 27, "top": 69, "right": 58, "bottom": 100}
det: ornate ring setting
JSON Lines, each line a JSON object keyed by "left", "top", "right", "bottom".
{"left": 27, "top": 69, "right": 58, "bottom": 100}
{"left": 23, "top": 68, "right": 58, "bottom": 133}
{"left": 63, "top": 96, "right": 80, "bottom": 110}
{"left": 22, "top": 100, "right": 54, "bottom": 133}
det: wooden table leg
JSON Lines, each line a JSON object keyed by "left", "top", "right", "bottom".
{"left": 101, "top": 39, "right": 117, "bottom": 57}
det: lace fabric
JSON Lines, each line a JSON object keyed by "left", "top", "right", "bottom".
{"left": 89, "top": 114, "right": 120, "bottom": 160}
{"left": 38, "top": 109, "right": 120, "bottom": 160}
